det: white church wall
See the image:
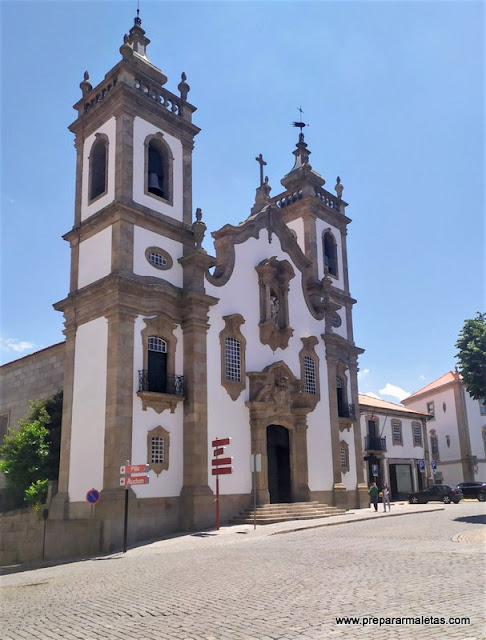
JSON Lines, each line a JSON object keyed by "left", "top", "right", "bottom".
{"left": 68, "top": 317, "right": 108, "bottom": 501}
{"left": 133, "top": 226, "right": 184, "bottom": 287}
{"left": 132, "top": 116, "right": 183, "bottom": 221}
{"left": 286, "top": 218, "right": 305, "bottom": 253}
{"left": 315, "top": 218, "right": 344, "bottom": 289}
{"left": 130, "top": 317, "right": 184, "bottom": 498}
{"left": 77, "top": 226, "right": 112, "bottom": 289}
{"left": 206, "top": 229, "right": 335, "bottom": 495}
{"left": 81, "top": 117, "right": 116, "bottom": 221}
{"left": 341, "top": 429, "right": 357, "bottom": 490}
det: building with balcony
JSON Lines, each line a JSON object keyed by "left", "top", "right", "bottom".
{"left": 402, "top": 371, "right": 486, "bottom": 485}
{"left": 0, "top": 13, "right": 368, "bottom": 555}
{"left": 359, "top": 394, "right": 430, "bottom": 500}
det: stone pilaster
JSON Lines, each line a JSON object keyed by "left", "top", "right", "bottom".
{"left": 348, "top": 359, "right": 369, "bottom": 508}
{"left": 114, "top": 112, "right": 135, "bottom": 204}
{"left": 182, "top": 138, "right": 194, "bottom": 228}
{"left": 292, "top": 413, "right": 311, "bottom": 502}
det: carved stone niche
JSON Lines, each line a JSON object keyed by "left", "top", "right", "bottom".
{"left": 246, "top": 361, "right": 316, "bottom": 419}
{"left": 256, "top": 257, "right": 295, "bottom": 351}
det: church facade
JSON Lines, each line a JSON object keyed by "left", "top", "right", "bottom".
{"left": 10, "top": 16, "right": 369, "bottom": 551}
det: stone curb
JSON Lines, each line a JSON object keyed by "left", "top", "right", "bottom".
{"left": 270, "top": 506, "right": 445, "bottom": 536}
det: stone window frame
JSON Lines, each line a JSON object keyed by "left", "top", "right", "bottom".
{"left": 256, "top": 257, "right": 294, "bottom": 351}
{"left": 482, "top": 426, "right": 486, "bottom": 457}
{"left": 137, "top": 316, "right": 182, "bottom": 414}
{"left": 322, "top": 229, "right": 339, "bottom": 278}
{"left": 479, "top": 399, "right": 486, "bottom": 416}
{"left": 145, "top": 246, "right": 173, "bottom": 271}
{"left": 391, "top": 419, "right": 403, "bottom": 446}
{"left": 88, "top": 133, "right": 109, "bottom": 204}
{"left": 412, "top": 421, "right": 423, "bottom": 447}
{"left": 426, "top": 401, "right": 435, "bottom": 420}
{"left": 144, "top": 132, "right": 174, "bottom": 206}
{"left": 430, "top": 428, "right": 440, "bottom": 461}
{"left": 147, "top": 425, "right": 170, "bottom": 475}
{"left": 219, "top": 314, "right": 246, "bottom": 401}
{"left": 339, "top": 440, "right": 350, "bottom": 474}
{"left": 299, "top": 337, "right": 320, "bottom": 400}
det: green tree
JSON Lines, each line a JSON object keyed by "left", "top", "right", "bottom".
{"left": 0, "top": 391, "right": 63, "bottom": 508}
{"left": 455, "top": 312, "right": 486, "bottom": 400}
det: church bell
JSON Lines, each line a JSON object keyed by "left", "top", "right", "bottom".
{"left": 148, "top": 172, "right": 164, "bottom": 197}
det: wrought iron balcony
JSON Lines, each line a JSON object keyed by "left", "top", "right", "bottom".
{"left": 138, "top": 370, "right": 184, "bottom": 396}
{"left": 365, "top": 435, "right": 387, "bottom": 452}
{"left": 338, "top": 403, "right": 355, "bottom": 419}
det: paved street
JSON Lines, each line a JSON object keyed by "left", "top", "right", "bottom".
{"left": 1, "top": 502, "right": 485, "bottom": 640}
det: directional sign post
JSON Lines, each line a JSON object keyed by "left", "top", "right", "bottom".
{"left": 120, "top": 460, "right": 150, "bottom": 553}
{"left": 212, "top": 437, "right": 232, "bottom": 530}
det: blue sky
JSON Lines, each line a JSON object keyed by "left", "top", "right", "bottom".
{"left": 0, "top": 0, "right": 484, "bottom": 402}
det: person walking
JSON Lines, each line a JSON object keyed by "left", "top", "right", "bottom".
{"left": 382, "top": 483, "right": 391, "bottom": 512}
{"left": 369, "top": 482, "right": 379, "bottom": 512}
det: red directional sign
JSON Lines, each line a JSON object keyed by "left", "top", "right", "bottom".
{"left": 212, "top": 467, "right": 232, "bottom": 476}
{"left": 213, "top": 447, "right": 225, "bottom": 457}
{"left": 212, "top": 457, "right": 232, "bottom": 467}
{"left": 120, "top": 475, "right": 150, "bottom": 486}
{"left": 120, "top": 464, "right": 149, "bottom": 475}
{"left": 212, "top": 437, "right": 231, "bottom": 447}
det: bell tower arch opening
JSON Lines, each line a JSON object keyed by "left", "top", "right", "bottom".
{"left": 266, "top": 424, "right": 291, "bottom": 504}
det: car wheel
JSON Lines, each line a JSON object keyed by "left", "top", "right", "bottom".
{"left": 410, "top": 496, "right": 419, "bottom": 504}
{"left": 478, "top": 493, "right": 486, "bottom": 502}
{"left": 443, "top": 496, "right": 451, "bottom": 504}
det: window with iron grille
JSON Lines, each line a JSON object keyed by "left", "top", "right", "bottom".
{"left": 304, "top": 356, "right": 317, "bottom": 394}
{"left": 430, "top": 431, "right": 439, "bottom": 458}
{"left": 148, "top": 251, "right": 167, "bottom": 267}
{"left": 148, "top": 336, "right": 167, "bottom": 353}
{"left": 412, "top": 423, "right": 422, "bottom": 446}
{"left": 392, "top": 421, "right": 402, "bottom": 445}
{"left": 225, "top": 337, "right": 241, "bottom": 382}
{"left": 151, "top": 436, "right": 165, "bottom": 464}
{"left": 340, "top": 446, "right": 348, "bottom": 469}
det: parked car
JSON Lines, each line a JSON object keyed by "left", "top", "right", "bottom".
{"left": 408, "top": 484, "right": 463, "bottom": 504}
{"left": 457, "top": 482, "right": 486, "bottom": 502}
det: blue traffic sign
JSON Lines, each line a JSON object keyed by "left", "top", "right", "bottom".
{"left": 431, "top": 460, "right": 437, "bottom": 472}
{"left": 418, "top": 460, "right": 425, "bottom": 472}
{"left": 86, "top": 488, "right": 101, "bottom": 504}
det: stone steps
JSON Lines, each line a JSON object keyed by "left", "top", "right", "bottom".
{"left": 232, "top": 501, "right": 347, "bottom": 525}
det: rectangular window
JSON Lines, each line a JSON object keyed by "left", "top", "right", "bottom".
{"left": 151, "top": 436, "right": 165, "bottom": 464}
{"left": 426, "top": 401, "right": 435, "bottom": 419}
{"left": 304, "top": 356, "right": 317, "bottom": 394}
{"left": 412, "top": 423, "right": 422, "bottom": 446}
{"left": 225, "top": 337, "right": 241, "bottom": 382}
{"left": 479, "top": 399, "right": 486, "bottom": 416}
{"left": 431, "top": 437, "right": 439, "bottom": 457}
{"left": 392, "top": 421, "right": 402, "bottom": 445}
{"left": 340, "top": 446, "right": 348, "bottom": 469}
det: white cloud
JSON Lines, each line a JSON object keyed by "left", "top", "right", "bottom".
{"left": 363, "top": 392, "right": 381, "bottom": 399}
{"left": 418, "top": 374, "right": 426, "bottom": 381}
{"left": 0, "top": 338, "right": 36, "bottom": 354}
{"left": 358, "top": 368, "right": 370, "bottom": 380}
{"left": 379, "top": 383, "right": 410, "bottom": 402}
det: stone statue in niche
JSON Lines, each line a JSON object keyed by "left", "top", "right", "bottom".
{"left": 270, "top": 292, "right": 280, "bottom": 325}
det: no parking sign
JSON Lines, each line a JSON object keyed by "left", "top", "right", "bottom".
{"left": 86, "top": 488, "right": 100, "bottom": 505}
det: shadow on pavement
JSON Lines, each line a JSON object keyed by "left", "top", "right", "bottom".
{"left": 454, "top": 514, "right": 486, "bottom": 525}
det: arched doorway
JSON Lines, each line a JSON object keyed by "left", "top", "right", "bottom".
{"left": 267, "top": 425, "right": 291, "bottom": 503}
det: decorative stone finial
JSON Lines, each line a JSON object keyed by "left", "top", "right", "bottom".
{"left": 178, "top": 72, "right": 190, "bottom": 101}
{"left": 134, "top": 8, "right": 142, "bottom": 26}
{"left": 80, "top": 71, "right": 93, "bottom": 97}
{"left": 192, "top": 208, "right": 207, "bottom": 250}
{"left": 120, "top": 10, "right": 151, "bottom": 59}
{"left": 335, "top": 176, "right": 344, "bottom": 200}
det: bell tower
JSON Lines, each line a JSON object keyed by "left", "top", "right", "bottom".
{"left": 52, "top": 13, "right": 204, "bottom": 525}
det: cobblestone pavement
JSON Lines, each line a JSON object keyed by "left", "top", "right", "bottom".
{"left": 1, "top": 502, "right": 485, "bottom": 640}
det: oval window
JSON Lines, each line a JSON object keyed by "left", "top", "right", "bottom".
{"left": 145, "top": 246, "right": 173, "bottom": 271}
{"left": 331, "top": 313, "right": 342, "bottom": 327}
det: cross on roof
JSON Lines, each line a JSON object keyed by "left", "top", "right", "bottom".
{"left": 255, "top": 153, "right": 267, "bottom": 187}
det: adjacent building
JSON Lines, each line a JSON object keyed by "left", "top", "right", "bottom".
{"left": 403, "top": 371, "right": 486, "bottom": 485}
{"left": 358, "top": 394, "right": 430, "bottom": 499}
